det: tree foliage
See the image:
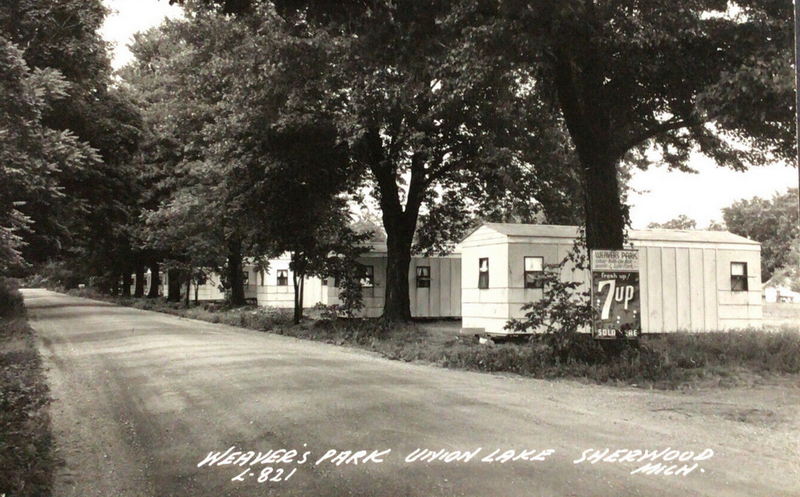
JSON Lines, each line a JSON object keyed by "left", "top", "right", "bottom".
{"left": 199, "top": 4, "right": 369, "bottom": 321}
{"left": 123, "top": 15, "right": 259, "bottom": 303}
{"left": 0, "top": 37, "right": 98, "bottom": 272}
{"left": 168, "top": 0, "right": 793, "bottom": 323}
{"left": 648, "top": 215, "right": 699, "bottom": 230}
{"left": 124, "top": 6, "right": 370, "bottom": 312}
{"left": 1, "top": 0, "right": 143, "bottom": 287}
{"left": 449, "top": 0, "right": 794, "bottom": 250}
{"left": 723, "top": 188, "right": 799, "bottom": 281}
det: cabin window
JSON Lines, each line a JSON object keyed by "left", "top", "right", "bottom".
{"left": 416, "top": 266, "right": 431, "bottom": 288}
{"left": 242, "top": 271, "right": 249, "bottom": 285}
{"left": 276, "top": 269, "right": 289, "bottom": 286}
{"left": 730, "top": 262, "right": 748, "bottom": 291}
{"left": 360, "top": 265, "right": 374, "bottom": 288}
{"left": 478, "top": 258, "right": 489, "bottom": 289}
{"left": 524, "top": 256, "right": 544, "bottom": 289}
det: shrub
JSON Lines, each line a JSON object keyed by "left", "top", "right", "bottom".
{"left": 0, "top": 278, "right": 24, "bottom": 318}
{"left": 26, "top": 260, "right": 85, "bottom": 290}
{"left": 0, "top": 312, "right": 54, "bottom": 496}
{"left": 505, "top": 238, "right": 594, "bottom": 360}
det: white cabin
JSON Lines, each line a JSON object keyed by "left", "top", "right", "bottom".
{"left": 458, "top": 223, "right": 762, "bottom": 335}
{"left": 251, "top": 246, "right": 462, "bottom": 318}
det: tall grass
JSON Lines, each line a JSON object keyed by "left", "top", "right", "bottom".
{"left": 0, "top": 279, "right": 54, "bottom": 497}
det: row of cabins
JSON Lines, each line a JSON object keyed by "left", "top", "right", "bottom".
{"left": 138, "top": 224, "right": 763, "bottom": 334}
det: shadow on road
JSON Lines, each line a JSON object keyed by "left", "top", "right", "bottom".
{"left": 25, "top": 301, "right": 115, "bottom": 310}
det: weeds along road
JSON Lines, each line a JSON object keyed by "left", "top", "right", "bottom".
{"left": 23, "top": 289, "right": 799, "bottom": 497}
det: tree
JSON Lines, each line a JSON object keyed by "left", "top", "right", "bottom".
{"left": 648, "top": 215, "right": 698, "bottom": 230}
{"left": 0, "top": 37, "right": 99, "bottom": 273}
{"left": 166, "top": 1, "right": 492, "bottom": 320}
{"left": 707, "top": 219, "right": 727, "bottom": 231}
{"left": 139, "top": 182, "right": 228, "bottom": 305}
{"left": 179, "top": 0, "right": 795, "bottom": 321}
{"left": 198, "top": 5, "right": 369, "bottom": 322}
{"left": 174, "top": 0, "right": 585, "bottom": 324}
{"left": 121, "top": 25, "right": 190, "bottom": 298}
{"left": 723, "top": 188, "right": 799, "bottom": 281}
{"left": 448, "top": 0, "right": 794, "bottom": 251}
{"left": 2, "top": 0, "right": 143, "bottom": 287}
{"left": 767, "top": 238, "right": 800, "bottom": 291}
{"left": 303, "top": 1, "right": 572, "bottom": 321}
{"left": 122, "top": 16, "right": 261, "bottom": 305}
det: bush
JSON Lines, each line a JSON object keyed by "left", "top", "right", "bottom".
{"left": 0, "top": 278, "right": 24, "bottom": 318}
{"left": 0, "top": 311, "right": 54, "bottom": 496}
{"left": 24, "top": 260, "right": 85, "bottom": 290}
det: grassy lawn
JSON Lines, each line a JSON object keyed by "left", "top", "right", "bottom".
{"left": 0, "top": 281, "right": 54, "bottom": 497}
{"left": 763, "top": 302, "right": 800, "bottom": 329}
{"left": 68, "top": 289, "right": 800, "bottom": 390}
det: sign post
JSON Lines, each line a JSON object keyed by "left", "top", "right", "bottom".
{"left": 590, "top": 249, "right": 641, "bottom": 339}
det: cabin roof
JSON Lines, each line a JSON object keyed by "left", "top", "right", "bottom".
{"left": 463, "top": 223, "right": 759, "bottom": 246}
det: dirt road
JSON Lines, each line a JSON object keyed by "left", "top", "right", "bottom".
{"left": 23, "top": 289, "right": 799, "bottom": 497}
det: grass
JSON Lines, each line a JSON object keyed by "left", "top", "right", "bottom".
{"left": 64, "top": 287, "right": 800, "bottom": 390}
{"left": 0, "top": 280, "right": 54, "bottom": 497}
{"left": 763, "top": 302, "right": 800, "bottom": 329}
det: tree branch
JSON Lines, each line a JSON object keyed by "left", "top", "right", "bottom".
{"left": 614, "top": 117, "right": 699, "bottom": 158}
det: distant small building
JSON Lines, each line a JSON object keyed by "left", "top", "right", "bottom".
{"left": 763, "top": 282, "right": 800, "bottom": 304}
{"left": 458, "top": 224, "right": 762, "bottom": 335}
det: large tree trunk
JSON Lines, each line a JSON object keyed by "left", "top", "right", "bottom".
{"left": 167, "top": 268, "right": 182, "bottom": 302}
{"left": 382, "top": 229, "right": 414, "bottom": 321}
{"left": 365, "top": 128, "right": 426, "bottom": 323}
{"left": 551, "top": 39, "right": 625, "bottom": 251}
{"left": 147, "top": 261, "right": 161, "bottom": 298}
{"left": 227, "top": 237, "right": 246, "bottom": 306}
{"left": 121, "top": 270, "right": 132, "bottom": 298}
{"left": 581, "top": 154, "right": 625, "bottom": 250}
{"left": 134, "top": 262, "right": 145, "bottom": 297}
{"left": 292, "top": 270, "right": 304, "bottom": 325}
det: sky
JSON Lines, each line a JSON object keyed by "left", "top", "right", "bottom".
{"left": 99, "top": 0, "right": 183, "bottom": 70}
{"left": 627, "top": 154, "right": 797, "bottom": 229}
{"left": 99, "top": 0, "right": 799, "bottom": 229}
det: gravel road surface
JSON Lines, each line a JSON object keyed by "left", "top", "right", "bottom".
{"left": 23, "top": 289, "right": 799, "bottom": 497}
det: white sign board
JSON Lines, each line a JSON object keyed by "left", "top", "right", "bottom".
{"left": 591, "top": 250, "right": 640, "bottom": 272}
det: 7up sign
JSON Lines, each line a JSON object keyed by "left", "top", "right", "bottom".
{"left": 590, "top": 249, "right": 641, "bottom": 339}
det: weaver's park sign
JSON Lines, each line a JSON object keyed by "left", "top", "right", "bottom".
{"left": 590, "top": 250, "right": 641, "bottom": 339}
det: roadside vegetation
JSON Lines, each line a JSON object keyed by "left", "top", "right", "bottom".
{"left": 0, "top": 280, "right": 54, "bottom": 497}
{"left": 66, "top": 287, "right": 800, "bottom": 390}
